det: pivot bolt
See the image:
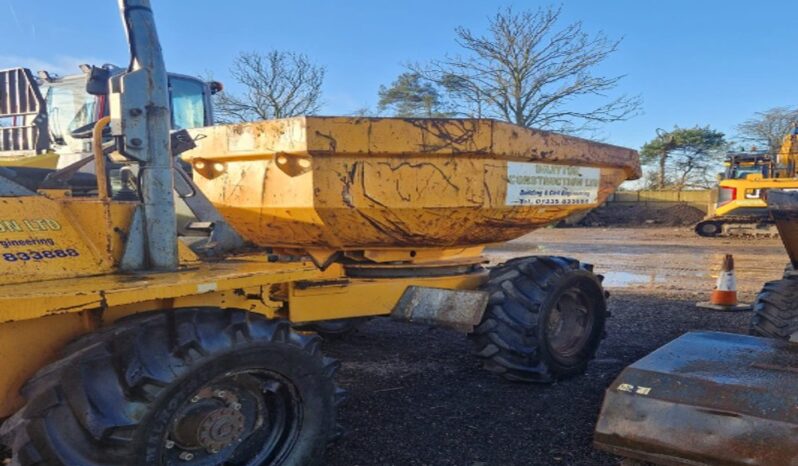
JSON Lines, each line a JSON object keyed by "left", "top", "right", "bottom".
{"left": 179, "top": 452, "right": 194, "bottom": 461}
{"left": 165, "top": 440, "right": 175, "bottom": 449}
{"left": 129, "top": 138, "right": 142, "bottom": 147}
{"left": 129, "top": 108, "right": 143, "bottom": 117}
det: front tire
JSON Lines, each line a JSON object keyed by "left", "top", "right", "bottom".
{"left": 1, "top": 308, "right": 343, "bottom": 466}
{"left": 695, "top": 220, "right": 722, "bottom": 237}
{"left": 750, "top": 276, "right": 798, "bottom": 341}
{"left": 470, "top": 256, "right": 607, "bottom": 382}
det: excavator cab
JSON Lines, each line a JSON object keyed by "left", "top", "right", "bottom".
{"left": 723, "top": 151, "right": 772, "bottom": 179}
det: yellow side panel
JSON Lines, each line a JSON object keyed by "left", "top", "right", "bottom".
{"left": 0, "top": 197, "right": 114, "bottom": 285}
{"left": 0, "top": 313, "right": 93, "bottom": 417}
{"left": 61, "top": 200, "right": 137, "bottom": 265}
{"left": 0, "top": 257, "right": 321, "bottom": 322}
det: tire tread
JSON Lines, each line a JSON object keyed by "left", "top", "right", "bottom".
{"left": 750, "top": 276, "right": 798, "bottom": 339}
{"left": 1, "top": 308, "right": 338, "bottom": 466}
{"left": 470, "top": 255, "right": 606, "bottom": 383}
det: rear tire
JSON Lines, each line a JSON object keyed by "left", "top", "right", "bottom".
{"left": 0, "top": 308, "right": 343, "bottom": 466}
{"left": 750, "top": 276, "right": 798, "bottom": 341}
{"left": 470, "top": 256, "right": 608, "bottom": 382}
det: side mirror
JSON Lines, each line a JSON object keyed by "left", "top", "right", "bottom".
{"left": 85, "top": 66, "right": 111, "bottom": 96}
{"left": 208, "top": 81, "right": 224, "bottom": 95}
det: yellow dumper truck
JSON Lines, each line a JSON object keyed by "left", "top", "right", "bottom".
{"left": 0, "top": 1, "right": 639, "bottom": 464}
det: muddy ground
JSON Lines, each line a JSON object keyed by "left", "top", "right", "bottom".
{"left": 323, "top": 227, "right": 786, "bottom": 466}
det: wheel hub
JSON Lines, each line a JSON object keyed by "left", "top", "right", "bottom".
{"left": 165, "top": 370, "right": 303, "bottom": 464}
{"left": 547, "top": 290, "right": 593, "bottom": 359}
{"left": 196, "top": 407, "right": 246, "bottom": 452}
{"left": 172, "top": 390, "right": 249, "bottom": 454}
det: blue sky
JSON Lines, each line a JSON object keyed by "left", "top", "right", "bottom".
{"left": 2, "top": 0, "right": 795, "bottom": 151}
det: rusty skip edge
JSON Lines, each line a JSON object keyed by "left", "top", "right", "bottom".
{"left": 594, "top": 331, "right": 798, "bottom": 466}
{"left": 199, "top": 117, "right": 642, "bottom": 180}
{"left": 769, "top": 190, "right": 798, "bottom": 267}
{"left": 390, "top": 286, "right": 489, "bottom": 333}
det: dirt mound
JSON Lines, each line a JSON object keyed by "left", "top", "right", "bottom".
{"left": 578, "top": 203, "right": 706, "bottom": 227}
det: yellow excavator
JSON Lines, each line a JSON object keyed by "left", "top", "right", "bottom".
{"left": 695, "top": 128, "right": 798, "bottom": 237}
{"left": 0, "top": 1, "right": 640, "bottom": 464}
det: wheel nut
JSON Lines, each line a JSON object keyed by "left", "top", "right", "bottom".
{"left": 190, "top": 395, "right": 200, "bottom": 403}
{"left": 214, "top": 390, "right": 226, "bottom": 398}
{"left": 165, "top": 440, "right": 175, "bottom": 449}
{"left": 179, "top": 452, "right": 194, "bottom": 461}
{"left": 231, "top": 402, "right": 242, "bottom": 411}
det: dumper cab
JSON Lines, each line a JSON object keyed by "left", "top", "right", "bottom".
{"left": 0, "top": 65, "right": 216, "bottom": 170}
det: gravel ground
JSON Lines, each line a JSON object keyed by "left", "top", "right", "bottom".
{"left": 322, "top": 291, "right": 753, "bottom": 466}
{"left": 323, "top": 227, "right": 786, "bottom": 466}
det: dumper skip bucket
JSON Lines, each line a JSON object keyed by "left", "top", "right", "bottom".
{"left": 185, "top": 117, "right": 640, "bottom": 250}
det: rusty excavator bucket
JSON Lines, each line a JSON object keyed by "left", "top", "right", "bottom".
{"left": 594, "top": 190, "right": 798, "bottom": 465}
{"left": 770, "top": 190, "right": 798, "bottom": 270}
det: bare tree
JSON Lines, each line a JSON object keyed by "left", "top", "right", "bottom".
{"left": 736, "top": 106, "right": 798, "bottom": 155}
{"left": 410, "top": 6, "right": 641, "bottom": 132}
{"left": 214, "top": 51, "right": 325, "bottom": 123}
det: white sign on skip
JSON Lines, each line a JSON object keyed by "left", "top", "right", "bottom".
{"left": 506, "top": 162, "right": 600, "bottom": 206}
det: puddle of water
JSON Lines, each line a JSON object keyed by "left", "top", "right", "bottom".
{"left": 602, "top": 269, "right": 712, "bottom": 289}
{"left": 602, "top": 271, "right": 667, "bottom": 288}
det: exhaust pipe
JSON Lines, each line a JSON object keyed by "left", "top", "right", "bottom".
{"left": 109, "top": 0, "right": 178, "bottom": 271}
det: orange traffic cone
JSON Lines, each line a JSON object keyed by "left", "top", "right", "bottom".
{"left": 697, "top": 254, "right": 752, "bottom": 311}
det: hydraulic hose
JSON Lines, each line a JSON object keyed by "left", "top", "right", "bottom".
{"left": 92, "top": 116, "right": 111, "bottom": 200}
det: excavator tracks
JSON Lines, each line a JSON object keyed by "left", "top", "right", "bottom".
{"left": 695, "top": 217, "right": 779, "bottom": 238}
